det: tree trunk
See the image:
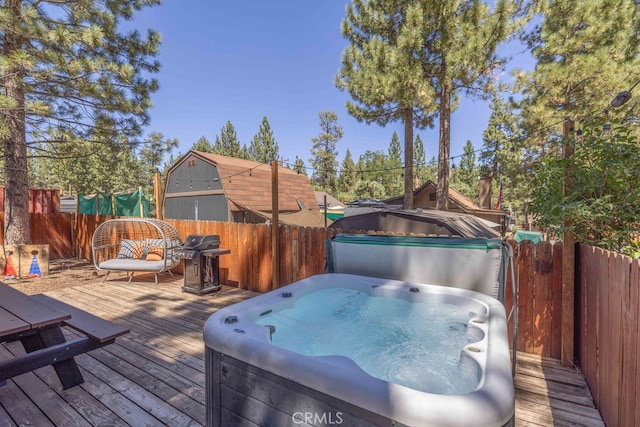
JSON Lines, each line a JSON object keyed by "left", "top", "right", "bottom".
{"left": 436, "top": 81, "right": 451, "bottom": 211}
{"left": 403, "top": 107, "right": 414, "bottom": 210}
{"left": 2, "top": 0, "right": 30, "bottom": 245}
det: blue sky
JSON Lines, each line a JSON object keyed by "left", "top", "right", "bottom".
{"left": 132, "top": 1, "right": 533, "bottom": 168}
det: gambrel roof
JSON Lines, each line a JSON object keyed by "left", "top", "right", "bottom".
{"left": 186, "top": 151, "right": 317, "bottom": 212}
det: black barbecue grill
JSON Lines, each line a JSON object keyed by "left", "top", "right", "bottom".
{"left": 175, "top": 234, "right": 230, "bottom": 295}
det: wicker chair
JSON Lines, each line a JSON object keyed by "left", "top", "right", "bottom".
{"left": 92, "top": 218, "right": 182, "bottom": 284}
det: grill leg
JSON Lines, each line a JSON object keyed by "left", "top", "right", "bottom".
{"left": 102, "top": 271, "right": 110, "bottom": 283}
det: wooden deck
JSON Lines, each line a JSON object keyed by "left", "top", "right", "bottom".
{"left": 0, "top": 273, "right": 604, "bottom": 426}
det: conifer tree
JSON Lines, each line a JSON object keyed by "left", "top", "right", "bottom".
{"left": 386, "top": 132, "right": 404, "bottom": 197}
{"left": 309, "top": 111, "right": 342, "bottom": 193}
{"left": 336, "top": 149, "right": 357, "bottom": 202}
{"left": 337, "top": 0, "right": 522, "bottom": 210}
{"left": 450, "top": 140, "right": 480, "bottom": 201}
{"left": 213, "top": 121, "right": 243, "bottom": 158}
{"left": 192, "top": 136, "right": 214, "bottom": 152}
{"left": 0, "top": 0, "right": 162, "bottom": 244}
{"left": 136, "top": 132, "right": 178, "bottom": 193}
{"left": 480, "top": 94, "right": 525, "bottom": 215}
{"left": 515, "top": 0, "right": 640, "bottom": 152}
{"left": 249, "top": 116, "right": 279, "bottom": 163}
{"left": 293, "top": 156, "right": 306, "bottom": 175}
{"left": 337, "top": 0, "right": 436, "bottom": 209}
{"left": 356, "top": 150, "right": 389, "bottom": 199}
{"left": 413, "top": 135, "right": 428, "bottom": 187}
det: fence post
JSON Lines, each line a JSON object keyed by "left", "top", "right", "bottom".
{"left": 271, "top": 160, "right": 279, "bottom": 290}
{"left": 562, "top": 118, "right": 575, "bottom": 366}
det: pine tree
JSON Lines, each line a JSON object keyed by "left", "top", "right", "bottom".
{"left": 192, "top": 136, "right": 214, "bottom": 152}
{"left": 337, "top": 149, "right": 357, "bottom": 201}
{"left": 356, "top": 150, "right": 390, "bottom": 199}
{"left": 309, "top": 111, "right": 343, "bottom": 193}
{"left": 337, "top": 0, "right": 523, "bottom": 210}
{"left": 480, "top": 93, "right": 525, "bottom": 216}
{"left": 515, "top": 0, "right": 640, "bottom": 152}
{"left": 28, "top": 131, "right": 176, "bottom": 196}
{"left": 136, "top": 132, "right": 179, "bottom": 194}
{"left": 0, "top": 0, "right": 162, "bottom": 244}
{"left": 450, "top": 140, "right": 480, "bottom": 201}
{"left": 386, "top": 132, "right": 404, "bottom": 197}
{"left": 423, "top": 1, "right": 522, "bottom": 210}
{"left": 292, "top": 156, "right": 307, "bottom": 175}
{"left": 213, "top": 121, "right": 243, "bottom": 158}
{"left": 413, "top": 135, "right": 428, "bottom": 187}
{"left": 249, "top": 116, "right": 279, "bottom": 163}
{"left": 337, "top": 0, "right": 437, "bottom": 209}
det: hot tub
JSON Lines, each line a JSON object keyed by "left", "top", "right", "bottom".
{"left": 204, "top": 273, "right": 514, "bottom": 427}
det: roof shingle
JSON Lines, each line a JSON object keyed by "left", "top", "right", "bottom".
{"left": 193, "top": 151, "right": 317, "bottom": 212}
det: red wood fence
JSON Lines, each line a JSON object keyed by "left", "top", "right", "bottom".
{"left": 0, "top": 213, "right": 73, "bottom": 259}
{"left": 70, "top": 216, "right": 568, "bottom": 358}
{"left": 0, "top": 187, "right": 60, "bottom": 213}
{"left": 577, "top": 244, "right": 640, "bottom": 427}
{"left": 504, "top": 240, "right": 563, "bottom": 360}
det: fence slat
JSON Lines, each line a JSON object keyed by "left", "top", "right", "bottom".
{"left": 550, "top": 242, "right": 563, "bottom": 359}
{"left": 620, "top": 256, "right": 635, "bottom": 427}
{"left": 632, "top": 259, "right": 640, "bottom": 427}
{"left": 533, "top": 242, "right": 553, "bottom": 356}
{"left": 606, "top": 253, "right": 623, "bottom": 427}
{"left": 517, "top": 241, "right": 534, "bottom": 354}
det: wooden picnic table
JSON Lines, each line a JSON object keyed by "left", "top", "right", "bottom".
{"left": 0, "top": 283, "right": 128, "bottom": 389}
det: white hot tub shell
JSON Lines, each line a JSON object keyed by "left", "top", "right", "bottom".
{"left": 204, "top": 273, "right": 515, "bottom": 427}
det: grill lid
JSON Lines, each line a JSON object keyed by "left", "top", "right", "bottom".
{"left": 182, "top": 234, "right": 220, "bottom": 250}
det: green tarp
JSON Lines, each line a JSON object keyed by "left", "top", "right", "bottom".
{"left": 514, "top": 230, "right": 544, "bottom": 243}
{"left": 79, "top": 189, "right": 150, "bottom": 217}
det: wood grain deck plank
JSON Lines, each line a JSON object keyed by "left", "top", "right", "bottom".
{"left": 74, "top": 352, "right": 200, "bottom": 427}
{"left": 52, "top": 288, "right": 208, "bottom": 372}
{"left": 1, "top": 341, "right": 91, "bottom": 427}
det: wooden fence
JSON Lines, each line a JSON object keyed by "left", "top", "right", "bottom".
{"left": 577, "top": 244, "right": 640, "bottom": 427}
{"left": 0, "top": 213, "right": 73, "bottom": 259}
{"left": 504, "top": 240, "right": 563, "bottom": 360}
{"left": 69, "top": 215, "right": 567, "bottom": 357}
{"left": 0, "top": 187, "right": 61, "bottom": 213}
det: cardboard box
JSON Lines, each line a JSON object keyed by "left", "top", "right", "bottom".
{"left": 18, "top": 244, "right": 50, "bottom": 277}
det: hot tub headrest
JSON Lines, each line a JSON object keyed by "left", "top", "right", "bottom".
{"left": 326, "top": 234, "right": 510, "bottom": 302}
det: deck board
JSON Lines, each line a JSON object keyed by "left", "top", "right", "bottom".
{"left": 0, "top": 276, "right": 605, "bottom": 426}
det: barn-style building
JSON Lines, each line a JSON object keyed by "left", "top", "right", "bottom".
{"left": 163, "top": 151, "right": 322, "bottom": 226}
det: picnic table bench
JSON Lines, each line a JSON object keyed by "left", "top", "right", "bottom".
{"left": 0, "top": 284, "right": 129, "bottom": 389}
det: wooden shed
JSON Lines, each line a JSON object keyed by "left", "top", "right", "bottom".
{"left": 163, "top": 151, "right": 321, "bottom": 224}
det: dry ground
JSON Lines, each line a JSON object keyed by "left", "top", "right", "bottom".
{"left": 3, "top": 258, "right": 113, "bottom": 295}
